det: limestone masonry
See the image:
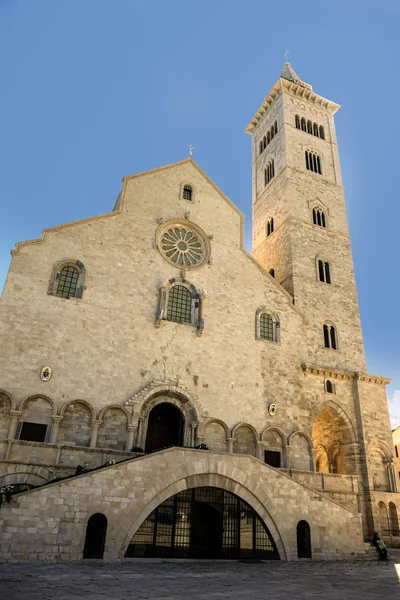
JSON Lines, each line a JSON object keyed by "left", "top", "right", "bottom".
{"left": 0, "top": 63, "right": 398, "bottom": 561}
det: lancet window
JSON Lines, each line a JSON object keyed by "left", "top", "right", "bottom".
{"left": 305, "top": 150, "right": 322, "bottom": 175}
{"left": 295, "top": 115, "right": 325, "bottom": 140}
{"left": 264, "top": 159, "right": 275, "bottom": 186}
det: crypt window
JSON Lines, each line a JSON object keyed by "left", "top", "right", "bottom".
{"left": 182, "top": 185, "right": 193, "bottom": 201}
{"left": 323, "top": 323, "right": 338, "bottom": 350}
{"left": 312, "top": 207, "right": 327, "bottom": 228}
{"left": 305, "top": 150, "right": 322, "bottom": 175}
{"left": 19, "top": 422, "right": 47, "bottom": 443}
{"left": 256, "top": 309, "right": 280, "bottom": 343}
{"left": 269, "top": 269, "right": 275, "bottom": 278}
{"left": 266, "top": 217, "right": 274, "bottom": 237}
{"left": 318, "top": 260, "right": 331, "bottom": 284}
{"left": 264, "top": 159, "right": 275, "bottom": 186}
{"left": 48, "top": 260, "right": 86, "bottom": 299}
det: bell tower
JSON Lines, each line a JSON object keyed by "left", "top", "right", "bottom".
{"left": 246, "top": 63, "right": 366, "bottom": 372}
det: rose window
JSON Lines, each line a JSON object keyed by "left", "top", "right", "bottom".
{"left": 157, "top": 221, "right": 211, "bottom": 270}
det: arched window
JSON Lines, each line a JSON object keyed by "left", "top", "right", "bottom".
{"left": 267, "top": 131, "right": 271, "bottom": 145}
{"left": 307, "top": 120, "right": 313, "bottom": 134}
{"left": 325, "top": 379, "right": 334, "bottom": 394}
{"left": 264, "top": 159, "right": 275, "bottom": 186}
{"left": 313, "top": 123, "right": 319, "bottom": 137}
{"left": 297, "top": 521, "right": 311, "bottom": 558}
{"left": 167, "top": 285, "right": 192, "bottom": 324}
{"left": 378, "top": 501, "right": 389, "bottom": 536}
{"left": 182, "top": 185, "right": 193, "bottom": 201}
{"left": 305, "top": 150, "right": 322, "bottom": 175}
{"left": 266, "top": 217, "right": 274, "bottom": 237}
{"left": 269, "top": 268, "right": 275, "bottom": 278}
{"left": 318, "top": 260, "right": 331, "bottom": 284}
{"left": 312, "top": 207, "right": 327, "bottom": 228}
{"left": 389, "top": 502, "right": 399, "bottom": 536}
{"left": 270, "top": 127, "right": 274, "bottom": 141}
{"left": 319, "top": 125, "right": 325, "bottom": 140}
{"left": 263, "top": 136, "right": 267, "bottom": 150}
{"left": 259, "top": 140, "right": 263, "bottom": 155}
{"left": 256, "top": 309, "right": 280, "bottom": 343}
{"left": 158, "top": 279, "right": 203, "bottom": 334}
{"left": 323, "top": 323, "right": 337, "bottom": 350}
{"left": 56, "top": 266, "right": 79, "bottom": 297}
{"left": 48, "top": 260, "right": 86, "bottom": 299}
{"left": 274, "top": 121, "right": 277, "bottom": 135}
{"left": 301, "top": 117, "right": 306, "bottom": 132}
{"left": 83, "top": 513, "right": 108, "bottom": 559}
{"left": 295, "top": 115, "right": 300, "bottom": 129}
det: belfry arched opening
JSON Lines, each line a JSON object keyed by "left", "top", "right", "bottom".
{"left": 145, "top": 402, "right": 184, "bottom": 453}
{"left": 124, "top": 486, "right": 280, "bottom": 559}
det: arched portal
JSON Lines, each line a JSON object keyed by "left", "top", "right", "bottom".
{"left": 124, "top": 486, "right": 279, "bottom": 560}
{"left": 312, "top": 406, "right": 354, "bottom": 474}
{"left": 83, "top": 513, "right": 108, "bottom": 559}
{"left": 145, "top": 402, "right": 184, "bottom": 453}
{"left": 297, "top": 520, "right": 312, "bottom": 558}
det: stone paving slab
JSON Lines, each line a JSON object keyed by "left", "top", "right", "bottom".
{"left": 0, "top": 560, "right": 399, "bottom": 600}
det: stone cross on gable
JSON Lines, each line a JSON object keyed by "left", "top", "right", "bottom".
{"left": 189, "top": 144, "right": 194, "bottom": 157}
{"left": 284, "top": 49, "right": 289, "bottom": 62}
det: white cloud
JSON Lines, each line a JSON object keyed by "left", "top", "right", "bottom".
{"left": 388, "top": 389, "right": 400, "bottom": 429}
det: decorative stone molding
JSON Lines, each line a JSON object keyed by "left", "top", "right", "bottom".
{"left": 302, "top": 363, "right": 391, "bottom": 386}
{"left": 125, "top": 379, "right": 199, "bottom": 450}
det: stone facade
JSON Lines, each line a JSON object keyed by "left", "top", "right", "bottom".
{"left": 0, "top": 63, "right": 398, "bottom": 561}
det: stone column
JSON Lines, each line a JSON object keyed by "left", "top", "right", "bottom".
{"left": 191, "top": 423, "right": 197, "bottom": 447}
{"left": 285, "top": 445, "right": 292, "bottom": 469}
{"left": 257, "top": 441, "right": 267, "bottom": 461}
{"left": 310, "top": 448, "right": 317, "bottom": 472}
{"left": 50, "top": 415, "right": 63, "bottom": 444}
{"left": 8, "top": 410, "right": 22, "bottom": 440}
{"left": 227, "top": 437, "right": 235, "bottom": 453}
{"left": 90, "top": 420, "right": 102, "bottom": 449}
{"left": 126, "top": 425, "right": 137, "bottom": 451}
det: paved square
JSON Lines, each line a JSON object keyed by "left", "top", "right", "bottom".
{"left": 1, "top": 558, "right": 400, "bottom": 600}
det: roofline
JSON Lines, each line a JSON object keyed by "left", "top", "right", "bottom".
{"left": 121, "top": 157, "right": 245, "bottom": 218}
{"left": 245, "top": 78, "right": 341, "bottom": 134}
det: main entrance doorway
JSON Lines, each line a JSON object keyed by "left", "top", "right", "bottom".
{"left": 124, "top": 486, "right": 279, "bottom": 560}
{"left": 145, "top": 402, "right": 184, "bottom": 453}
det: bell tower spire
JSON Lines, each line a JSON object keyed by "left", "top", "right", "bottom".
{"left": 246, "top": 64, "right": 365, "bottom": 372}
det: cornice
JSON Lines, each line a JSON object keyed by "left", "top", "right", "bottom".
{"left": 245, "top": 79, "right": 340, "bottom": 134}
{"left": 302, "top": 363, "right": 391, "bottom": 386}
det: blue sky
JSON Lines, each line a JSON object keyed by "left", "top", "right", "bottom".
{"left": 0, "top": 0, "right": 399, "bottom": 426}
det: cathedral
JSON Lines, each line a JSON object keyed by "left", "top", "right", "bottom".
{"left": 0, "top": 63, "right": 398, "bottom": 561}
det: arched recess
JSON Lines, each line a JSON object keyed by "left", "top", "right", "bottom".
{"left": 261, "top": 427, "right": 286, "bottom": 468}
{"left": 378, "top": 501, "right": 389, "bottom": 536}
{"left": 136, "top": 391, "right": 198, "bottom": 450}
{"left": 18, "top": 395, "right": 55, "bottom": 443}
{"left": 232, "top": 423, "right": 258, "bottom": 457}
{"left": 118, "top": 472, "right": 286, "bottom": 561}
{"left": 368, "top": 441, "right": 391, "bottom": 491}
{"left": 97, "top": 406, "right": 129, "bottom": 451}
{"left": 0, "top": 466, "right": 52, "bottom": 489}
{"left": 312, "top": 404, "right": 356, "bottom": 475}
{"left": 204, "top": 419, "right": 229, "bottom": 453}
{"left": 58, "top": 400, "right": 94, "bottom": 447}
{"left": 315, "top": 445, "right": 329, "bottom": 473}
{"left": 0, "top": 391, "right": 12, "bottom": 440}
{"left": 389, "top": 502, "right": 399, "bottom": 536}
{"left": 288, "top": 432, "right": 313, "bottom": 471}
